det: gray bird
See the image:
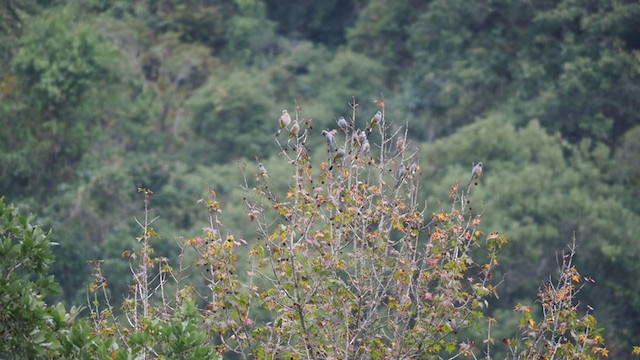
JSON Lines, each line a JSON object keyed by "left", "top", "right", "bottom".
{"left": 330, "top": 146, "right": 346, "bottom": 170}
{"left": 353, "top": 130, "right": 363, "bottom": 145}
{"left": 275, "top": 109, "right": 292, "bottom": 136}
{"left": 258, "top": 163, "right": 269, "bottom": 178}
{"left": 409, "top": 162, "right": 418, "bottom": 175}
{"left": 335, "top": 146, "right": 346, "bottom": 162}
{"left": 408, "top": 162, "right": 419, "bottom": 184}
{"left": 467, "top": 162, "right": 483, "bottom": 187}
{"left": 395, "top": 137, "right": 405, "bottom": 155}
{"left": 321, "top": 130, "right": 337, "bottom": 152}
{"left": 361, "top": 139, "right": 370, "bottom": 155}
{"left": 337, "top": 116, "right": 350, "bottom": 133}
{"left": 395, "top": 163, "right": 406, "bottom": 189}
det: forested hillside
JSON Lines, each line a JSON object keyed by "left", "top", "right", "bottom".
{"left": 1, "top": 0, "right": 639, "bottom": 357}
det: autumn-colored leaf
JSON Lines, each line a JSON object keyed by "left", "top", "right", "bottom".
{"left": 433, "top": 212, "right": 448, "bottom": 221}
{"left": 593, "top": 346, "right": 610, "bottom": 357}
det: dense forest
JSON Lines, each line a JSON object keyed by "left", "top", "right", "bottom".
{"left": 1, "top": 0, "right": 639, "bottom": 358}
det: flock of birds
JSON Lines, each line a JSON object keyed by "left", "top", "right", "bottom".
{"left": 260, "top": 108, "right": 483, "bottom": 189}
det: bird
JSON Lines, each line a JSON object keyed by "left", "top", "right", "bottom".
{"left": 408, "top": 162, "right": 419, "bottom": 184}
{"left": 289, "top": 121, "right": 300, "bottom": 138}
{"left": 395, "top": 163, "right": 406, "bottom": 189}
{"left": 330, "top": 146, "right": 346, "bottom": 170}
{"left": 296, "top": 143, "right": 310, "bottom": 164}
{"left": 337, "top": 116, "right": 350, "bottom": 133}
{"left": 367, "top": 111, "right": 382, "bottom": 135}
{"left": 467, "top": 162, "right": 483, "bottom": 187}
{"left": 395, "top": 137, "right": 405, "bottom": 155}
{"left": 321, "top": 130, "right": 337, "bottom": 152}
{"left": 408, "top": 162, "right": 418, "bottom": 175}
{"left": 353, "top": 130, "right": 364, "bottom": 146}
{"left": 361, "top": 139, "right": 370, "bottom": 155}
{"left": 275, "top": 109, "right": 291, "bottom": 136}
{"left": 358, "top": 130, "right": 367, "bottom": 145}
{"left": 258, "top": 163, "right": 269, "bottom": 178}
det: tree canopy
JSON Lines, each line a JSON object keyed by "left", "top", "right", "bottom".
{"left": 1, "top": 0, "right": 639, "bottom": 357}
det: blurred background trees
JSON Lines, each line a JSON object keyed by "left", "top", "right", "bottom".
{"left": 0, "top": 0, "right": 639, "bottom": 356}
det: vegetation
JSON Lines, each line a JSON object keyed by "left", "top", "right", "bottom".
{"left": 1, "top": 0, "right": 639, "bottom": 358}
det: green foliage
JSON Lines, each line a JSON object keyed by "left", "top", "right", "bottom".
{"left": 188, "top": 68, "right": 278, "bottom": 162}
{"left": 347, "top": 0, "right": 426, "bottom": 82}
{"left": 222, "top": 0, "right": 276, "bottom": 62}
{"left": 265, "top": 0, "right": 358, "bottom": 46}
{"left": 421, "top": 113, "right": 640, "bottom": 355}
{"left": 0, "top": 0, "right": 638, "bottom": 356}
{"left": 11, "top": 5, "right": 116, "bottom": 114}
{"left": 0, "top": 0, "right": 56, "bottom": 66}
{"left": 392, "top": 0, "right": 536, "bottom": 140}
{"left": 378, "top": 0, "right": 640, "bottom": 144}
{"left": 139, "top": 302, "right": 219, "bottom": 359}
{"left": 506, "top": 243, "right": 609, "bottom": 358}
{"left": 613, "top": 126, "right": 640, "bottom": 201}
{"left": 0, "top": 197, "right": 60, "bottom": 357}
{"left": 1, "top": 4, "right": 122, "bottom": 201}
{"left": 312, "top": 50, "right": 385, "bottom": 112}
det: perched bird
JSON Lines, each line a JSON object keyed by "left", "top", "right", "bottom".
{"left": 258, "top": 163, "right": 269, "bottom": 178}
{"left": 408, "top": 162, "right": 419, "bottom": 184}
{"left": 408, "top": 162, "right": 418, "bottom": 176}
{"left": 337, "top": 145, "right": 346, "bottom": 158}
{"left": 467, "top": 162, "right": 483, "bottom": 187}
{"left": 276, "top": 109, "right": 291, "bottom": 136}
{"left": 321, "top": 130, "right": 337, "bottom": 152}
{"left": 330, "top": 146, "right": 346, "bottom": 170}
{"left": 367, "top": 111, "right": 382, "bottom": 135}
{"left": 352, "top": 131, "right": 360, "bottom": 146}
{"left": 361, "top": 139, "right": 370, "bottom": 155}
{"left": 353, "top": 130, "right": 364, "bottom": 146}
{"left": 395, "top": 163, "right": 406, "bottom": 189}
{"left": 395, "top": 137, "right": 405, "bottom": 155}
{"left": 289, "top": 121, "right": 300, "bottom": 138}
{"left": 358, "top": 130, "right": 368, "bottom": 145}
{"left": 337, "top": 116, "right": 350, "bottom": 133}
{"left": 296, "top": 143, "right": 310, "bottom": 163}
